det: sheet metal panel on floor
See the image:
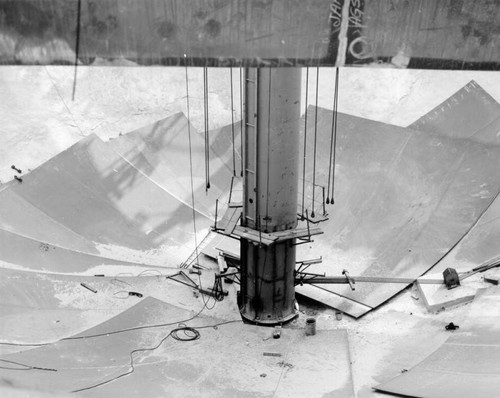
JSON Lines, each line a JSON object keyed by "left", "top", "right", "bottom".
{"left": 107, "top": 112, "right": 233, "bottom": 220}
{"left": 0, "top": 297, "right": 354, "bottom": 398}
{"left": 298, "top": 104, "right": 500, "bottom": 315}
{"left": 206, "top": 83, "right": 500, "bottom": 317}
{"left": 408, "top": 81, "right": 500, "bottom": 142}
{"left": 0, "top": 188, "right": 99, "bottom": 256}
{"left": 0, "top": 268, "right": 144, "bottom": 348}
{"left": 409, "top": 82, "right": 500, "bottom": 273}
{"left": 375, "top": 287, "right": 500, "bottom": 398}
{"left": 5, "top": 133, "right": 210, "bottom": 267}
{"left": 0, "top": 268, "right": 240, "bottom": 353}
{"left": 0, "top": 229, "right": 153, "bottom": 274}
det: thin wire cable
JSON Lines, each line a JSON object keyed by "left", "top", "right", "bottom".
{"left": 230, "top": 68, "right": 236, "bottom": 176}
{"left": 0, "top": 292, "right": 238, "bottom": 348}
{"left": 71, "top": 318, "right": 241, "bottom": 394}
{"left": 301, "top": 68, "right": 309, "bottom": 219}
{"left": 311, "top": 66, "right": 320, "bottom": 218}
{"left": 195, "top": 265, "right": 218, "bottom": 311}
{"left": 204, "top": 67, "right": 211, "bottom": 190}
{"left": 0, "top": 359, "right": 56, "bottom": 372}
{"left": 184, "top": 59, "right": 199, "bottom": 266}
{"left": 0, "top": 266, "right": 239, "bottom": 348}
{"left": 265, "top": 69, "right": 272, "bottom": 230}
{"left": 326, "top": 67, "right": 339, "bottom": 204}
{"left": 2, "top": 319, "right": 238, "bottom": 389}
{"left": 71, "top": 327, "right": 199, "bottom": 393}
{"left": 330, "top": 67, "right": 340, "bottom": 203}
{"left": 240, "top": 67, "right": 244, "bottom": 177}
{"left": 71, "top": 0, "right": 82, "bottom": 101}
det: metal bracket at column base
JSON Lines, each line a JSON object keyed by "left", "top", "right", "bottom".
{"left": 232, "top": 225, "right": 323, "bottom": 246}
{"left": 240, "top": 309, "right": 299, "bottom": 326}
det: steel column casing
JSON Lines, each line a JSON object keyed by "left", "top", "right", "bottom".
{"left": 240, "top": 67, "right": 301, "bottom": 324}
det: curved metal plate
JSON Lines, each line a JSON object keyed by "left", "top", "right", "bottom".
{"left": 298, "top": 101, "right": 500, "bottom": 315}
{"left": 107, "top": 112, "right": 232, "bottom": 220}
{"left": 0, "top": 296, "right": 354, "bottom": 397}
{"left": 2, "top": 133, "right": 211, "bottom": 268}
{"left": 0, "top": 229, "right": 147, "bottom": 274}
{"left": 205, "top": 84, "right": 500, "bottom": 317}
{"left": 376, "top": 287, "right": 500, "bottom": 398}
{"left": 410, "top": 81, "right": 500, "bottom": 273}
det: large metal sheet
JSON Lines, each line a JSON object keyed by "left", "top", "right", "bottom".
{"left": 0, "top": 188, "right": 98, "bottom": 255}
{"left": 409, "top": 80, "right": 500, "bottom": 142}
{"left": 209, "top": 121, "right": 243, "bottom": 178}
{"left": 0, "top": 296, "right": 354, "bottom": 397}
{"left": 7, "top": 133, "right": 211, "bottom": 267}
{"left": 0, "top": 297, "right": 209, "bottom": 393}
{"left": 410, "top": 81, "right": 500, "bottom": 272}
{"left": 297, "top": 104, "right": 500, "bottom": 314}
{"left": 376, "top": 287, "right": 500, "bottom": 398}
{"left": 1, "top": 1, "right": 499, "bottom": 68}
{"left": 0, "top": 268, "right": 140, "bottom": 346}
{"left": 295, "top": 284, "right": 371, "bottom": 318}
{"left": 0, "top": 268, "right": 237, "bottom": 350}
{"left": 0, "top": 229, "right": 149, "bottom": 274}
{"left": 107, "top": 112, "right": 232, "bottom": 220}
{"left": 202, "top": 94, "right": 500, "bottom": 317}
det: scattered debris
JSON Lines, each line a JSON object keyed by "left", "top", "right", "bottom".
{"left": 305, "top": 318, "right": 316, "bottom": 336}
{"left": 263, "top": 352, "right": 282, "bottom": 357}
{"left": 11, "top": 165, "right": 22, "bottom": 173}
{"left": 80, "top": 282, "right": 97, "bottom": 293}
{"left": 445, "top": 322, "right": 459, "bottom": 331}
{"left": 277, "top": 361, "right": 294, "bottom": 369}
{"left": 484, "top": 269, "right": 500, "bottom": 285}
{"left": 443, "top": 268, "right": 460, "bottom": 289}
{"left": 113, "top": 290, "right": 144, "bottom": 299}
{"left": 39, "top": 243, "right": 50, "bottom": 252}
{"left": 260, "top": 373, "right": 267, "bottom": 378}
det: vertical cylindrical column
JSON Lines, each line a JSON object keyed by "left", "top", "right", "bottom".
{"left": 240, "top": 67, "right": 301, "bottom": 325}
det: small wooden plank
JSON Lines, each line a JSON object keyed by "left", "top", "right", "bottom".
{"left": 224, "top": 208, "right": 241, "bottom": 235}
{"left": 232, "top": 226, "right": 276, "bottom": 245}
{"left": 295, "top": 284, "right": 372, "bottom": 318}
{"left": 271, "top": 227, "right": 323, "bottom": 242}
{"left": 232, "top": 225, "right": 322, "bottom": 246}
{"left": 215, "top": 206, "right": 241, "bottom": 233}
{"left": 217, "top": 254, "right": 228, "bottom": 273}
{"left": 216, "top": 247, "right": 240, "bottom": 261}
